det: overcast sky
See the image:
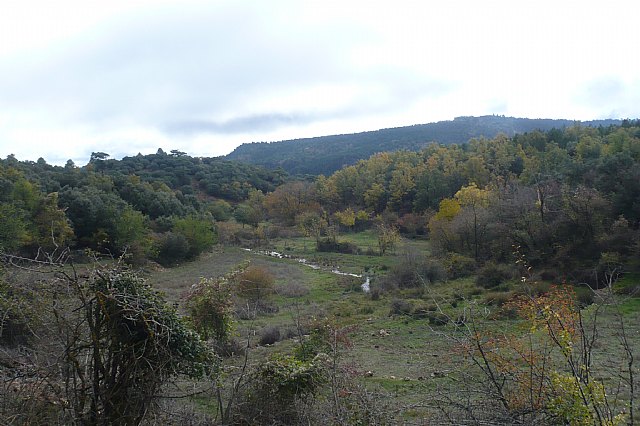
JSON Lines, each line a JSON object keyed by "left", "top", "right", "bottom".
{"left": 1, "top": 0, "right": 639, "bottom": 165}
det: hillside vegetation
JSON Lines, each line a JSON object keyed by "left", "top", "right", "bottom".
{"left": 226, "top": 115, "right": 621, "bottom": 175}
{"left": 1, "top": 119, "right": 640, "bottom": 424}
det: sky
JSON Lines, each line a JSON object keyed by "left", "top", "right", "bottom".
{"left": 1, "top": 0, "right": 639, "bottom": 166}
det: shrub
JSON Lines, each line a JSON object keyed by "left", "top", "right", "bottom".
{"left": 483, "top": 291, "right": 514, "bottom": 307}
{"left": 389, "top": 299, "right": 413, "bottom": 316}
{"left": 259, "top": 326, "right": 281, "bottom": 345}
{"left": 172, "top": 215, "right": 216, "bottom": 258}
{"left": 338, "top": 275, "right": 362, "bottom": 292}
{"left": 235, "top": 266, "right": 275, "bottom": 303}
{"left": 476, "top": 263, "right": 511, "bottom": 289}
{"left": 155, "top": 232, "right": 190, "bottom": 266}
{"left": 63, "top": 268, "right": 216, "bottom": 425}
{"left": 369, "top": 286, "right": 381, "bottom": 301}
{"left": 208, "top": 199, "right": 232, "bottom": 221}
{"left": 234, "top": 355, "right": 326, "bottom": 424}
{"left": 277, "top": 282, "right": 310, "bottom": 298}
{"left": 0, "top": 280, "right": 38, "bottom": 347}
{"left": 374, "top": 274, "right": 396, "bottom": 293}
{"left": 574, "top": 286, "right": 595, "bottom": 307}
{"left": 316, "top": 238, "right": 360, "bottom": 254}
{"left": 539, "top": 270, "right": 559, "bottom": 282}
{"left": 216, "top": 221, "right": 243, "bottom": 246}
{"left": 515, "top": 280, "right": 551, "bottom": 297}
{"left": 184, "top": 274, "right": 235, "bottom": 342}
{"left": 427, "top": 312, "right": 449, "bottom": 326}
{"left": 443, "top": 253, "right": 477, "bottom": 279}
{"left": 390, "top": 249, "right": 446, "bottom": 288}
{"left": 412, "top": 305, "right": 430, "bottom": 319}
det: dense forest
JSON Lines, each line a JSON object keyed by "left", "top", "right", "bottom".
{"left": 1, "top": 120, "right": 639, "bottom": 278}
{"left": 0, "top": 149, "right": 286, "bottom": 265}
{"left": 226, "top": 115, "right": 621, "bottom": 175}
{"left": 1, "top": 120, "right": 640, "bottom": 424}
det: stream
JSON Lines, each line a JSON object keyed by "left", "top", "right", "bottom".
{"left": 242, "top": 248, "right": 371, "bottom": 292}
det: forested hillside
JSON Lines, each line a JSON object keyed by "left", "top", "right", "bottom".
{"left": 2, "top": 121, "right": 640, "bottom": 424}
{"left": 0, "top": 149, "right": 285, "bottom": 265}
{"left": 1, "top": 121, "right": 637, "bottom": 278}
{"left": 251, "top": 121, "right": 640, "bottom": 286}
{"left": 226, "top": 115, "right": 621, "bottom": 175}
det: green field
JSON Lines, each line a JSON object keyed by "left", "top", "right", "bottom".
{"left": 139, "top": 232, "right": 640, "bottom": 423}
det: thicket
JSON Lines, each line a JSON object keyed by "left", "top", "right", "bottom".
{"left": 0, "top": 151, "right": 283, "bottom": 266}
{"left": 2, "top": 123, "right": 639, "bottom": 273}
{"left": 0, "top": 259, "right": 215, "bottom": 425}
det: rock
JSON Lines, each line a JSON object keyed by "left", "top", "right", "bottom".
{"left": 364, "top": 370, "right": 374, "bottom": 377}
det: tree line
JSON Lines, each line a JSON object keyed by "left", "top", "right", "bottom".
{"left": 0, "top": 150, "right": 285, "bottom": 265}
{"left": 1, "top": 122, "right": 639, "bottom": 277}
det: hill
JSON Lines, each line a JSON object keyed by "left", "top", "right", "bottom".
{"left": 226, "top": 115, "right": 621, "bottom": 175}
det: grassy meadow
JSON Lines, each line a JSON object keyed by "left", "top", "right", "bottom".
{"left": 139, "top": 231, "right": 640, "bottom": 422}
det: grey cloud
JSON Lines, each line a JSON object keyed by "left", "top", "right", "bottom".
{"left": 0, "top": 4, "right": 351, "bottom": 124}
{"left": 0, "top": 0, "right": 463, "bottom": 166}
{"left": 164, "top": 112, "right": 320, "bottom": 135}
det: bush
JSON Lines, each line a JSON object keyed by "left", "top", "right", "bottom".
{"left": 212, "top": 337, "right": 245, "bottom": 357}
{"left": 259, "top": 326, "right": 281, "bottom": 345}
{"left": 483, "top": 291, "right": 514, "bottom": 307}
{"left": 539, "top": 270, "right": 559, "bottom": 282}
{"left": 0, "top": 279, "right": 39, "bottom": 347}
{"left": 518, "top": 280, "right": 551, "bottom": 297}
{"left": 184, "top": 275, "right": 235, "bottom": 342}
{"left": 575, "top": 286, "right": 595, "bottom": 307}
{"left": 233, "top": 355, "right": 326, "bottom": 424}
{"left": 412, "top": 304, "right": 430, "bottom": 319}
{"left": 155, "top": 232, "right": 190, "bottom": 266}
{"left": 216, "top": 221, "right": 243, "bottom": 246}
{"left": 316, "top": 238, "right": 360, "bottom": 254}
{"left": 277, "top": 282, "right": 310, "bottom": 298}
{"left": 568, "top": 264, "right": 621, "bottom": 289}
{"left": 235, "top": 266, "right": 275, "bottom": 303}
{"left": 390, "top": 249, "right": 446, "bottom": 288}
{"left": 443, "top": 253, "right": 477, "bottom": 279}
{"left": 64, "top": 268, "right": 216, "bottom": 425}
{"left": 369, "top": 286, "right": 381, "bottom": 301}
{"left": 476, "top": 263, "right": 511, "bottom": 289}
{"left": 338, "top": 275, "right": 362, "bottom": 292}
{"left": 172, "top": 216, "right": 216, "bottom": 258}
{"left": 389, "top": 299, "right": 413, "bottom": 316}
{"left": 427, "top": 312, "right": 449, "bottom": 326}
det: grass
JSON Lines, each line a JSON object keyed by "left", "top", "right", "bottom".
{"left": 139, "top": 231, "right": 640, "bottom": 422}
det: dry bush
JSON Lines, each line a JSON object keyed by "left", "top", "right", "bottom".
{"left": 259, "top": 326, "right": 281, "bottom": 345}
{"left": 235, "top": 265, "right": 275, "bottom": 303}
{"left": 389, "top": 298, "right": 413, "bottom": 316}
{"left": 277, "top": 281, "right": 310, "bottom": 298}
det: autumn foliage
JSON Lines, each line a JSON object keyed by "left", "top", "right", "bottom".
{"left": 464, "top": 285, "right": 628, "bottom": 425}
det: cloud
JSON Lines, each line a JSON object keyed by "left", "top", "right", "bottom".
{"left": 1, "top": 0, "right": 639, "bottom": 164}
{"left": 164, "top": 112, "right": 320, "bottom": 135}
{"left": 575, "top": 77, "right": 640, "bottom": 119}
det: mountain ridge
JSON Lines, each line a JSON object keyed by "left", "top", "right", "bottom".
{"left": 225, "top": 115, "right": 622, "bottom": 175}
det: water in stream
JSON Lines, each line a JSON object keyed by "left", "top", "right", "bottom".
{"left": 242, "top": 248, "right": 370, "bottom": 292}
